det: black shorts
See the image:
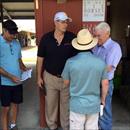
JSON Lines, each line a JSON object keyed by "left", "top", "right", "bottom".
{"left": 0, "top": 84, "right": 23, "bottom": 107}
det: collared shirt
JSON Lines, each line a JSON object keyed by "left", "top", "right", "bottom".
{"left": 92, "top": 38, "right": 122, "bottom": 80}
{"left": 0, "top": 35, "right": 22, "bottom": 86}
{"left": 37, "top": 31, "right": 77, "bottom": 76}
{"left": 62, "top": 52, "right": 107, "bottom": 114}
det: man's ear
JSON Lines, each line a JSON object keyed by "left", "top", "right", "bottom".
{"left": 3, "top": 28, "right": 8, "bottom": 34}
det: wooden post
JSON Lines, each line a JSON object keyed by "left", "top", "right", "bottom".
{"left": 0, "top": 1, "right": 4, "bottom": 32}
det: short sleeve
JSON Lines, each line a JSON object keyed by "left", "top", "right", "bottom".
{"left": 17, "top": 41, "right": 22, "bottom": 59}
{"left": 18, "top": 46, "right": 22, "bottom": 58}
{"left": 102, "top": 66, "right": 108, "bottom": 80}
{"left": 37, "top": 35, "right": 47, "bottom": 57}
{"left": 106, "top": 44, "right": 122, "bottom": 68}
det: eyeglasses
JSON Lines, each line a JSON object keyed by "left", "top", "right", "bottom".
{"left": 9, "top": 44, "right": 14, "bottom": 55}
{"left": 57, "top": 20, "right": 69, "bottom": 24}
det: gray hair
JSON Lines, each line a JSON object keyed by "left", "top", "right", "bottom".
{"left": 95, "top": 22, "right": 111, "bottom": 34}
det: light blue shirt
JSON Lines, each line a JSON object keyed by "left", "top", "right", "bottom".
{"left": 0, "top": 35, "right": 22, "bottom": 86}
{"left": 62, "top": 52, "right": 108, "bottom": 114}
{"left": 92, "top": 38, "right": 122, "bottom": 80}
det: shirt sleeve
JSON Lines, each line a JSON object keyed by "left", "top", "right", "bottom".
{"left": 69, "top": 32, "right": 78, "bottom": 57}
{"left": 102, "top": 65, "right": 108, "bottom": 80}
{"left": 37, "top": 35, "right": 47, "bottom": 57}
{"left": 19, "top": 48, "right": 22, "bottom": 59}
{"left": 17, "top": 41, "right": 22, "bottom": 58}
{"left": 61, "top": 60, "right": 70, "bottom": 80}
{"left": 106, "top": 44, "right": 122, "bottom": 68}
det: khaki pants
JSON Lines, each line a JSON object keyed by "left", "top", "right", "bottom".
{"left": 70, "top": 111, "right": 99, "bottom": 130}
{"left": 44, "top": 71, "right": 69, "bottom": 130}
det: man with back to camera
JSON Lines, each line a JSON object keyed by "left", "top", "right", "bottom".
{"left": 93, "top": 22, "right": 122, "bottom": 130}
{"left": 62, "top": 28, "right": 109, "bottom": 130}
{"left": 36, "top": 12, "right": 77, "bottom": 130}
{"left": 0, "top": 20, "right": 29, "bottom": 130}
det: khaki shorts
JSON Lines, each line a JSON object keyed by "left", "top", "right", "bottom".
{"left": 70, "top": 111, "right": 99, "bottom": 130}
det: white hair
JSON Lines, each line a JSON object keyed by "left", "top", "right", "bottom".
{"left": 95, "top": 22, "right": 111, "bottom": 34}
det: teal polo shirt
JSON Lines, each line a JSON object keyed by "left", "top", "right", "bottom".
{"left": 62, "top": 52, "right": 108, "bottom": 114}
{"left": 0, "top": 35, "right": 22, "bottom": 86}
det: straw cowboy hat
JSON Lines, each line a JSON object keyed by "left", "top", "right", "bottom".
{"left": 72, "top": 29, "right": 98, "bottom": 50}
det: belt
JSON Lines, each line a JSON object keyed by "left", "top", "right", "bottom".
{"left": 45, "top": 70, "right": 62, "bottom": 78}
{"left": 50, "top": 72, "right": 62, "bottom": 78}
{"left": 54, "top": 74, "right": 62, "bottom": 78}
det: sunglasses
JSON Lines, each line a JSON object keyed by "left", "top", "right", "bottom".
{"left": 57, "top": 20, "right": 69, "bottom": 24}
{"left": 9, "top": 44, "right": 14, "bottom": 55}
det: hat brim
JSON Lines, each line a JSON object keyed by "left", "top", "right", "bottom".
{"left": 55, "top": 17, "right": 72, "bottom": 22}
{"left": 66, "top": 17, "right": 72, "bottom": 22}
{"left": 8, "top": 29, "right": 18, "bottom": 34}
{"left": 72, "top": 37, "right": 98, "bottom": 50}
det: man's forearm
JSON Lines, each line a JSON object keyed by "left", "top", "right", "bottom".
{"left": 101, "top": 79, "right": 109, "bottom": 105}
{"left": 0, "top": 67, "right": 13, "bottom": 79}
{"left": 107, "top": 65, "right": 113, "bottom": 72}
{"left": 36, "top": 57, "right": 44, "bottom": 79}
{"left": 19, "top": 58, "right": 27, "bottom": 71}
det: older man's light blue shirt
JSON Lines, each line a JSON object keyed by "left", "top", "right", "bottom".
{"left": 62, "top": 52, "right": 108, "bottom": 114}
{"left": 93, "top": 38, "right": 122, "bottom": 80}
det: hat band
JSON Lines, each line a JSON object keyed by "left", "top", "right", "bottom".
{"left": 77, "top": 40, "right": 93, "bottom": 46}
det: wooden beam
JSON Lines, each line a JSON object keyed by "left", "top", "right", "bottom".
{"left": 7, "top": 9, "right": 34, "bottom": 13}
{"left": 3, "top": 16, "right": 35, "bottom": 19}
{"left": 3, "top": 7, "right": 12, "bottom": 19}
{"left": 2, "top": 0, "right": 33, "bottom": 2}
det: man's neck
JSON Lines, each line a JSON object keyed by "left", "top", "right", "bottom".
{"left": 54, "top": 30, "right": 65, "bottom": 45}
{"left": 3, "top": 34, "right": 12, "bottom": 43}
{"left": 54, "top": 30, "right": 64, "bottom": 37}
{"left": 99, "top": 37, "right": 110, "bottom": 47}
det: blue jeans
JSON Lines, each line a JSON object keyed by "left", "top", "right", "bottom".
{"left": 99, "top": 80, "right": 114, "bottom": 130}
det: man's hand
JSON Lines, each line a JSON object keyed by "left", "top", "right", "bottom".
{"left": 37, "top": 77, "right": 44, "bottom": 88}
{"left": 101, "top": 100, "right": 105, "bottom": 107}
{"left": 10, "top": 75, "right": 21, "bottom": 83}
{"left": 36, "top": 56, "right": 44, "bottom": 89}
{"left": 22, "top": 67, "right": 32, "bottom": 72}
{"left": 0, "top": 67, "right": 21, "bottom": 83}
{"left": 63, "top": 80, "right": 70, "bottom": 87}
{"left": 101, "top": 79, "right": 109, "bottom": 107}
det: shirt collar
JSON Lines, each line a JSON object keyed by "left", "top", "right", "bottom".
{"left": 78, "top": 51, "right": 92, "bottom": 55}
{"left": 102, "top": 38, "right": 111, "bottom": 48}
{"left": 0, "top": 35, "right": 15, "bottom": 44}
